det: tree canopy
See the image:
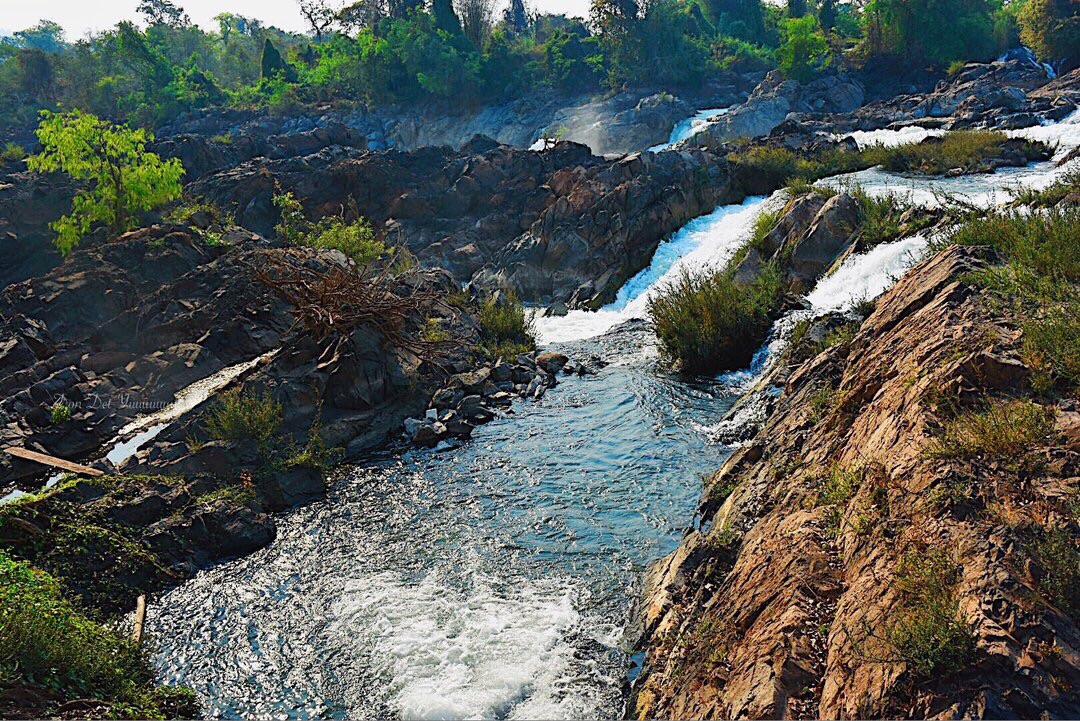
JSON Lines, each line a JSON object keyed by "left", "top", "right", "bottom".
{"left": 27, "top": 110, "right": 185, "bottom": 254}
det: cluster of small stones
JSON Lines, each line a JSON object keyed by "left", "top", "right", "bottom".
{"left": 404, "top": 351, "right": 597, "bottom": 446}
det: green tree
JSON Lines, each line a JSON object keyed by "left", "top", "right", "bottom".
{"left": 777, "top": 15, "right": 829, "bottom": 81}
{"left": 1018, "top": 0, "right": 1079, "bottom": 70}
{"left": 138, "top": 0, "right": 191, "bottom": 27}
{"left": 862, "top": 0, "right": 997, "bottom": 68}
{"left": 27, "top": 110, "right": 185, "bottom": 254}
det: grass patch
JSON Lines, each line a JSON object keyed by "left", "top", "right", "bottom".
{"left": 867, "top": 131, "right": 1047, "bottom": 175}
{"left": 929, "top": 399, "right": 1056, "bottom": 460}
{"left": 649, "top": 263, "right": 783, "bottom": 375}
{"left": 0, "top": 549, "right": 195, "bottom": 717}
{"left": 816, "top": 464, "right": 862, "bottom": 535}
{"left": 748, "top": 209, "right": 781, "bottom": 253}
{"left": 848, "top": 184, "right": 922, "bottom": 249}
{"left": 477, "top": 291, "right": 537, "bottom": 362}
{"left": 1027, "top": 525, "right": 1080, "bottom": 622}
{"left": 815, "top": 322, "right": 858, "bottom": 353}
{"left": 1013, "top": 167, "right": 1080, "bottom": 208}
{"left": 941, "top": 207, "right": 1079, "bottom": 394}
{"left": 808, "top": 384, "right": 846, "bottom": 424}
{"left": 1, "top": 142, "right": 26, "bottom": 165}
{"left": 204, "top": 388, "right": 283, "bottom": 445}
{"left": 882, "top": 548, "right": 976, "bottom": 679}
{"left": 785, "top": 175, "right": 837, "bottom": 198}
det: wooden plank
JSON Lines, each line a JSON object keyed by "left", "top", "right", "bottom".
{"left": 132, "top": 594, "right": 147, "bottom": 646}
{"left": 3, "top": 447, "right": 104, "bottom": 477}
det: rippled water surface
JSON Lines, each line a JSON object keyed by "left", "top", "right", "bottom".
{"left": 148, "top": 328, "right": 736, "bottom": 719}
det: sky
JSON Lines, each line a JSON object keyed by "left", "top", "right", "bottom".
{"left": 1, "top": 0, "right": 591, "bottom": 38}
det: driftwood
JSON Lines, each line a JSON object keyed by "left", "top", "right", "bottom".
{"left": 132, "top": 594, "right": 147, "bottom": 646}
{"left": 3, "top": 447, "right": 104, "bottom": 477}
{"left": 252, "top": 250, "right": 458, "bottom": 359}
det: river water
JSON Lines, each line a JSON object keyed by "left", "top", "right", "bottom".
{"left": 147, "top": 112, "right": 1080, "bottom": 720}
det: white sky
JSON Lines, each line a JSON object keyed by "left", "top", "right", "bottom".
{"left": 1, "top": 0, "right": 590, "bottom": 38}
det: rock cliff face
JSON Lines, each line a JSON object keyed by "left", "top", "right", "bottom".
{"left": 192, "top": 138, "right": 742, "bottom": 307}
{"left": 632, "top": 246, "right": 1080, "bottom": 719}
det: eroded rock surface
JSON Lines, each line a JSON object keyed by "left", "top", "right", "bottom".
{"left": 632, "top": 246, "right": 1080, "bottom": 719}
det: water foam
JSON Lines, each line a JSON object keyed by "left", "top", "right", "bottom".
{"left": 806, "top": 234, "right": 930, "bottom": 312}
{"left": 330, "top": 569, "right": 594, "bottom": 720}
{"left": 649, "top": 107, "right": 732, "bottom": 152}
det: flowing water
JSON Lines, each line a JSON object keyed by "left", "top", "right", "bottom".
{"left": 148, "top": 112, "right": 1080, "bottom": 719}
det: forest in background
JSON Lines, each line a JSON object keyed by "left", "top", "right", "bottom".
{"left": 0, "top": 0, "right": 1076, "bottom": 134}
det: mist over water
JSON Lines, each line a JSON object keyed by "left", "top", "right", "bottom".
{"left": 149, "top": 112, "right": 1080, "bottom": 719}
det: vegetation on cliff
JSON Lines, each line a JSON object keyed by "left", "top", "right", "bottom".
{"left": 0, "top": 549, "right": 197, "bottom": 719}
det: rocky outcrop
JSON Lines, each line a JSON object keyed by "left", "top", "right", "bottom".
{"left": 192, "top": 137, "right": 741, "bottom": 308}
{"left": 631, "top": 245, "right": 1080, "bottom": 719}
{"left": 680, "top": 71, "right": 865, "bottom": 148}
{"left": 0, "top": 225, "right": 293, "bottom": 486}
{"left": 0, "top": 169, "right": 73, "bottom": 290}
{"left": 154, "top": 82, "right": 754, "bottom": 161}
{"left": 823, "top": 58, "right": 1075, "bottom": 135}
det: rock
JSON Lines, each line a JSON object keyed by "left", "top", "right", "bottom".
{"left": 425, "top": 407, "right": 439, "bottom": 421}
{"left": 535, "top": 351, "right": 569, "bottom": 375}
{"left": 490, "top": 359, "right": 512, "bottom": 382}
{"left": 786, "top": 193, "right": 860, "bottom": 292}
{"left": 412, "top": 422, "right": 442, "bottom": 447}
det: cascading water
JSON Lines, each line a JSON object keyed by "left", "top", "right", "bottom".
{"left": 148, "top": 112, "right": 1080, "bottom": 720}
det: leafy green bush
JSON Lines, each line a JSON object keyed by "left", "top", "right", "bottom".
{"left": 309, "top": 217, "right": 386, "bottom": 265}
{"left": 1, "top": 142, "right": 26, "bottom": 164}
{"left": 649, "top": 263, "right": 783, "bottom": 374}
{"left": 50, "top": 402, "right": 73, "bottom": 424}
{"left": 1013, "top": 168, "right": 1080, "bottom": 208}
{"left": 883, "top": 548, "right": 976, "bottom": 679}
{"left": 204, "top": 388, "right": 282, "bottom": 445}
{"left": 272, "top": 190, "right": 385, "bottom": 265}
{"left": 477, "top": 291, "right": 537, "bottom": 361}
{"left": 0, "top": 549, "right": 194, "bottom": 716}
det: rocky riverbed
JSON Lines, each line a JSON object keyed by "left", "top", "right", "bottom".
{"left": 1, "top": 53, "right": 1078, "bottom": 720}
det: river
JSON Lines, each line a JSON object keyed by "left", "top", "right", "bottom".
{"left": 146, "top": 111, "right": 1080, "bottom": 720}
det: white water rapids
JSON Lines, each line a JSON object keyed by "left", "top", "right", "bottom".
{"left": 147, "top": 110, "right": 1080, "bottom": 720}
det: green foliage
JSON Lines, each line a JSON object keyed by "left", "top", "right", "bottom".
{"left": 860, "top": 0, "right": 998, "bottom": 68}
{"left": 50, "top": 402, "right": 73, "bottom": 425}
{"left": 866, "top": 131, "right": 1044, "bottom": 175}
{"left": 204, "top": 388, "right": 283, "bottom": 445}
{"left": 777, "top": 15, "right": 830, "bottom": 81}
{"left": 649, "top": 263, "right": 783, "bottom": 374}
{"left": 1017, "top": 0, "right": 1079, "bottom": 68}
{"left": 929, "top": 399, "right": 1057, "bottom": 459}
{"left": 749, "top": 209, "right": 780, "bottom": 252}
{"left": 1, "top": 142, "right": 26, "bottom": 164}
{"left": 816, "top": 464, "right": 863, "bottom": 535}
{"left": 0, "top": 549, "right": 194, "bottom": 717}
{"left": 272, "top": 190, "right": 385, "bottom": 265}
{"left": 942, "top": 207, "right": 1079, "bottom": 392}
{"left": 309, "top": 217, "right": 386, "bottom": 265}
{"left": 477, "top": 291, "right": 537, "bottom": 361}
{"left": 1027, "top": 525, "right": 1080, "bottom": 621}
{"left": 849, "top": 184, "right": 918, "bottom": 248}
{"left": 883, "top": 549, "right": 976, "bottom": 678}
{"left": 1013, "top": 168, "right": 1080, "bottom": 209}
{"left": 27, "top": 110, "right": 184, "bottom": 254}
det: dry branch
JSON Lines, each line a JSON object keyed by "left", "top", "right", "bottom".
{"left": 252, "top": 250, "right": 457, "bottom": 359}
